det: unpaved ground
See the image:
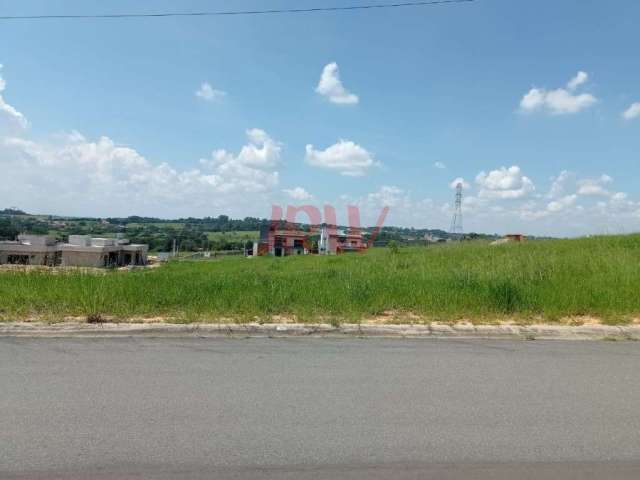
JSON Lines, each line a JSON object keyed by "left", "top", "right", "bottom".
{"left": 4, "top": 313, "right": 638, "bottom": 327}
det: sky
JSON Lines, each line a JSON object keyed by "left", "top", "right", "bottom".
{"left": 1, "top": 0, "right": 639, "bottom": 236}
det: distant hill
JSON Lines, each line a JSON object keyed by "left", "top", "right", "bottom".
{"left": 0, "top": 207, "right": 535, "bottom": 248}
{"left": 0, "top": 208, "right": 27, "bottom": 216}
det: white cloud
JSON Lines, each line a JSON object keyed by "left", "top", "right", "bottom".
{"left": 195, "top": 82, "right": 227, "bottom": 102}
{"left": 475, "top": 166, "right": 535, "bottom": 199}
{"left": 283, "top": 186, "right": 313, "bottom": 201}
{"left": 519, "top": 71, "right": 597, "bottom": 115}
{"left": 611, "top": 192, "right": 628, "bottom": 202}
{"left": 496, "top": 170, "right": 639, "bottom": 233}
{"left": 434, "top": 161, "right": 446, "bottom": 169}
{"left": 461, "top": 195, "right": 485, "bottom": 212}
{"left": 305, "top": 140, "right": 378, "bottom": 176}
{"left": 547, "top": 194, "right": 577, "bottom": 213}
{"left": 365, "top": 185, "right": 408, "bottom": 208}
{"left": 204, "top": 128, "right": 281, "bottom": 170}
{"left": 623, "top": 102, "right": 640, "bottom": 120}
{"left": 343, "top": 185, "right": 431, "bottom": 227}
{"left": 567, "top": 71, "right": 588, "bottom": 91}
{"left": 1, "top": 127, "right": 281, "bottom": 217}
{"left": 548, "top": 171, "right": 617, "bottom": 199}
{"left": 199, "top": 128, "right": 281, "bottom": 192}
{"left": 547, "top": 170, "right": 574, "bottom": 199}
{"left": 449, "top": 177, "right": 470, "bottom": 189}
{"left": 0, "top": 65, "right": 28, "bottom": 130}
{"left": 340, "top": 171, "right": 640, "bottom": 236}
{"left": 576, "top": 174, "right": 613, "bottom": 197}
{"left": 520, "top": 88, "right": 596, "bottom": 115}
{"left": 520, "top": 88, "right": 545, "bottom": 112}
{"left": 315, "top": 62, "right": 359, "bottom": 105}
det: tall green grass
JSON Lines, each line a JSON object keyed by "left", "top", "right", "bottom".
{"left": 1, "top": 235, "right": 640, "bottom": 323}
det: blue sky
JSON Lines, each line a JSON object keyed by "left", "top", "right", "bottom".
{"left": 1, "top": 0, "right": 639, "bottom": 236}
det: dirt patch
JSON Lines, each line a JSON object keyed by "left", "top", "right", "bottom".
{"left": 555, "top": 316, "right": 602, "bottom": 326}
{"left": 367, "top": 310, "right": 425, "bottom": 325}
{"left": 0, "top": 313, "right": 631, "bottom": 327}
{"left": 269, "top": 315, "right": 298, "bottom": 324}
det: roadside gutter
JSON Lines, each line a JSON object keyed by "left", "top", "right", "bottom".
{"left": 1, "top": 322, "right": 639, "bottom": 340}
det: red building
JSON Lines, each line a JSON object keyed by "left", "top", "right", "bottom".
{"left": 318, "top": 225, "right": 366, "bottom": 254}
{"left": 256, "top": 222, "right": 312, "bottom": 256}
{"left": 256, "top": 222, "right": 366, "bottom": 256}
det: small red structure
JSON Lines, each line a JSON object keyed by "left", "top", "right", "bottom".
{"left": 505, "top": 234, "right": 526, "bottom": 242}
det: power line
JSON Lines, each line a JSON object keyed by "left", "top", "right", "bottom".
{"left": 0, "top": 0, "right": 474, "bottom": 21}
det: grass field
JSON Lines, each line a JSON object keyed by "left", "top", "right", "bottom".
{"left": 125, "top": 222, "right": 186, "bottom": 229}
{"left": 1, "top": 235, "right": 640, "bottom": 324}
{"left": 206, "top": 230, "right": 259, "bottom": 241}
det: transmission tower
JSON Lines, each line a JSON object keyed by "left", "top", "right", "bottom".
{"left": 449, "top": 182, "right": 464, "bottom": 240}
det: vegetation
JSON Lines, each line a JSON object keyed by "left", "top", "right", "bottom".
{"left": 1, "top": 235, "right": 639, "bottom": 324}
{"left": 0, "top": 211, "right": 264, "bottom": 252}
{"left": 0, "top": 208, "right": 505, "bottom": 253}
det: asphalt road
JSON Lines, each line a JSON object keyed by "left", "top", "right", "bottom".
{"left": 1, "top": 337, "right": 640, "bottom": 479}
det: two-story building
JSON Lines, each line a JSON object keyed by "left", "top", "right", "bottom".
{"left": 255, "top": 222, "right": 366, "bottom": 256}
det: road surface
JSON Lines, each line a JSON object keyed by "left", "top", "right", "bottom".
{"left": 1, "top": 337, "right": 640, "bottom": 479}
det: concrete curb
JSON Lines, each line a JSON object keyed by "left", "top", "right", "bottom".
{"left": 1, "top": 322, "right": 639, "bottom": 340}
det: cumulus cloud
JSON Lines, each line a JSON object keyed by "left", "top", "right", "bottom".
{"left": 365, "top": 185, "right": 408, "bottom": 208}
{"left": 519, "top": 71, "right": 597, "bottom": 115}
{"left": 315, "top": 62, "right": 359, "bottom": 105}
{"left": 0, "top": 64, "right": 28, "bottom": 130}
{"left": 199, "top": 128, "right": 281, "bottom": 193}
{"left": 204, "top": 128, "right": 281, "bottom": 170}
{"left": 475, "top": 166, "right": 535, "bottom": 199}
{"left": 480, "top": 169, "right": 639, "bottom": 233}
{"left": 547, "top": 194, "right": 578, "bottom": 213}
{"left": 434, "top": 161, "right": 446, "bottom": 169}
{"left": 623, "top": 102, "right": 640, "bottom": 120}
{"left": 305, "top": 140, "right": 378, "bottom": 176}
{"left": 341, "top": 170, "right": 640, "bottom": 236}
{"left": 195, "top": 82, "right": 227, "bottom": 102}
{"left": 1, "top": 127, "right": 281, "bottom": 217}
{"left": 547, "top": 170, "right": 574, "bottom": 199}
{"left": 576, "top": 174, "right": 613, "bottom": 197}
{"left": 611, "top": 192, "right": 628, "bottom": 202}
{"left": 567, "top": 71, "right": 588, "bottom": 91}
{"left": 548, "top": 171, "right": 618, "bottom": 199}
{"left": 342, "top": 185, "right": 430, "bottom": 227}
{"left": 283, "top": 186, "right": 313, "bottom": 201}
